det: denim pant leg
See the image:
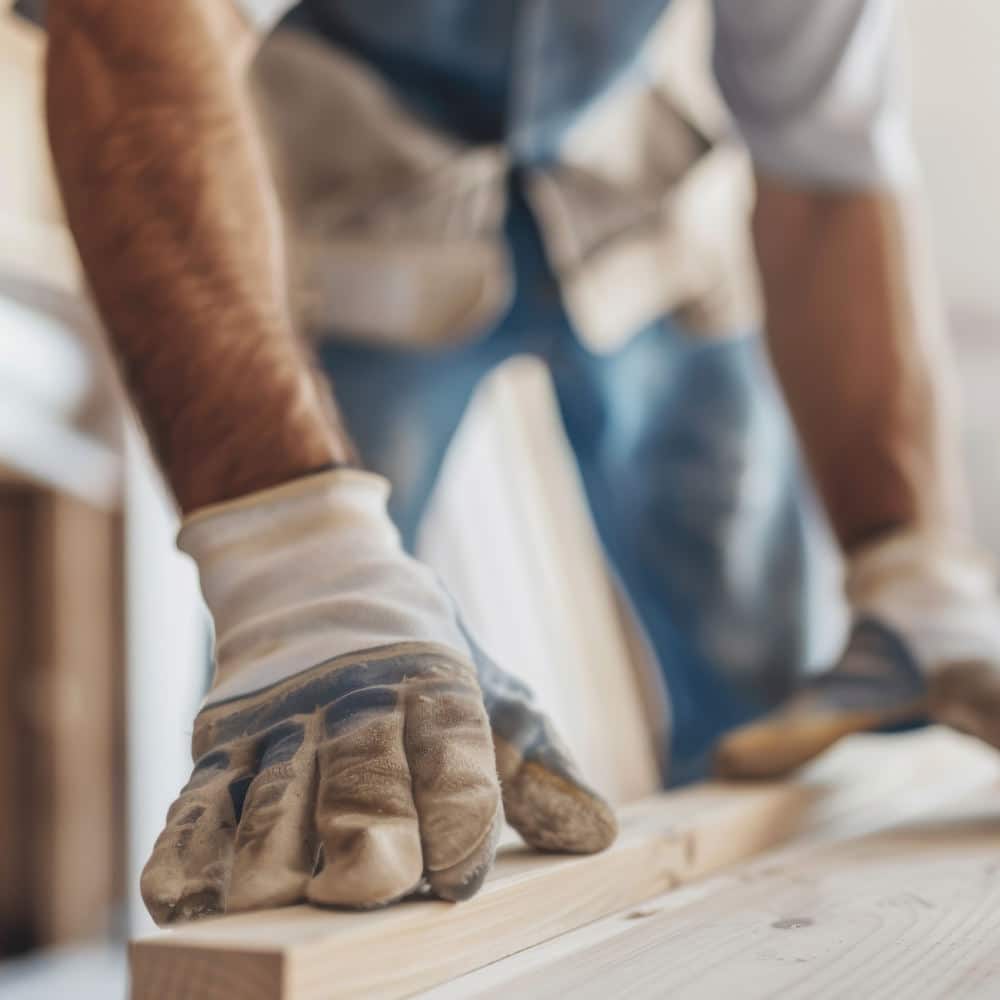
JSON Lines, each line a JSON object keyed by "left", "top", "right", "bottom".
{"left": 312, "top": 179, "right": 826, "bottom": 784}
{"left": 549, "top": 322, "right": 823, "bottom": 782}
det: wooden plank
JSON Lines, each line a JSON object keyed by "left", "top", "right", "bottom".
{"left": 129, "top": 791, "right": 795, "bottom": 1000}
{"left": 0, "top": 489, "right": 125, "bottom": 952}
{"left": 27, "top": 493, "right": 124, "bottom": 943}
{"left": 422, "top": 728, "right": 1000, "bottom": 998}
{"left": 129, "top": 729, "right": 995, "bottom": 1000}
{"left": 443, "top": 752, "right": 1000, "bottom": 999}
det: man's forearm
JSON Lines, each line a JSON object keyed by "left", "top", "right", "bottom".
{"left": 46, "top": 0, "right": 353, "bottom": 512}
{"left": 753, "top": 174, "right": 968, "bottom": 551}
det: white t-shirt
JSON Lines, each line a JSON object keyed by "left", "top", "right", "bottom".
{"left": 712, "top": 0, "right": 915, "bottom": 188}
{"left": 236, "top": 0, "right": 915, "bottom": 190}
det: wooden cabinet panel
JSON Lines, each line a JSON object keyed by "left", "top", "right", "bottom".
{"left": 0, "top": 488, "right": 124, "bottom": 955}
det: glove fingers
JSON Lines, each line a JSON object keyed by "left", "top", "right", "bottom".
{"left": 713, "top": 706, "right": 892, "bottom": 781}
{"left": 307, "top": 686, "right": 423, "bottom": 908}
{"left": 140, "top": 743, "right": 254, "bottom": 925}
{"left": 404, "top": 668, "right": 502, "bottom": 901}
{"left": 492, "top": 707, "right": 616, "bottom": 855}
{"left": 463, "top": 625, "right": 615, "bottom": 855}
{"left": 227, "top": 718, "right": 318, "bottom": 913}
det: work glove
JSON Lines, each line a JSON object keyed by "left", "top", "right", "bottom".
{"left": 141, "top": 470, "right": 616, "bottom": 925}
{"left": 715, "top": 531, "right": 1000, "bottom": 779}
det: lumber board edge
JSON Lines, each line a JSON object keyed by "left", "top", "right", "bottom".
{"left": 129, "top": 781, "right": 838, "bottom": 998}
{"left": 129, "top": 941, "right": 283, "bottom": 1000}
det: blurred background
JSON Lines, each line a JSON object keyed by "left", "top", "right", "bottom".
{"left": 0, "top": 0, "right": 997, "bottom": 996}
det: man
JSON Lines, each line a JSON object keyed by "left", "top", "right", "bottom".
{"left": 40, "top": 0, "right": 1000, "bottom": 925}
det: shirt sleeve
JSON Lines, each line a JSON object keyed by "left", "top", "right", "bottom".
{"left": 711, "top": 0, "right": 917, "bottom": 190}
{"left": 233, "top": 0, "right": 300, "bottom": 33}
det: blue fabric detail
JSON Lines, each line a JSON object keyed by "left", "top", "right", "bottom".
{"left": 281, "top": 1, "right": 515, "bottom": 143}
{"left": 279, "top": 0, "right": 673, "bottom": 160}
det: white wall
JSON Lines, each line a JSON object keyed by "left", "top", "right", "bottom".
{"left": 125, "top": 435, "right": 206, "bottom": 936}
{"left": 902, "top": 3, "right": 1000, "bottom": 554}
{"left": 905, "top": 1, "right": 1000, "bottom": 316}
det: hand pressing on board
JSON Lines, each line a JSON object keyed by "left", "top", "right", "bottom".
{"left": 140, "top": 470, "right": 616, "bottom": 924}
{"left": 716, "top": 534, "right": 1000, "bottom": 779}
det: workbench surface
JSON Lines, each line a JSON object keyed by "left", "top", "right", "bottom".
{"left": 424, "top": 744, "right": 1000, "bottom": 999}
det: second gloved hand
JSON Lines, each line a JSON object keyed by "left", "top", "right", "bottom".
{"left": 140, "top": 469, "right": 616, "bottom": 924}
{"left": 715, "top": 531, "right": 1000, "bottom": 779}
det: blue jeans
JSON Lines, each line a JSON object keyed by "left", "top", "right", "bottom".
{"left": 317, "top": 177, "right": 826, "bottom": 782}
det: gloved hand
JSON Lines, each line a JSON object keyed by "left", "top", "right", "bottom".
{"left": 715, "top": 531, "right": 1000, "bottom": 779}
{"left": 140, "top": 470, "right": 616, "bottom": 924}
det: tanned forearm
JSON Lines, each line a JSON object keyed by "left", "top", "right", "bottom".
{"left": 753, "top": 174, "right": 969, "bottom": 552}
{"left": 46, "top": 0, "right": 354, "bottom": 512}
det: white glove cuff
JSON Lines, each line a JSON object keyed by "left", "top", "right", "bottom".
{"left": 846, "top": 529, "right": 1000, "bottom": 670}
{"left": 179, "top": 469, "right": 469, "bottom": 706}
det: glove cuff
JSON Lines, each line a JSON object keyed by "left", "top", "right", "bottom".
{"left": 179, "top": 469, "right": 467, "bottom": 706}
{"left": 845, "top": 528, "right": 1000, "bottom": 670}
{"left": 178, "top": 468, "right": 396, "bottom": 557}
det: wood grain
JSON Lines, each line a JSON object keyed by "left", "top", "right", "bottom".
{"left": 129, "top": 730, "right": 995, "bottom": 1000}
